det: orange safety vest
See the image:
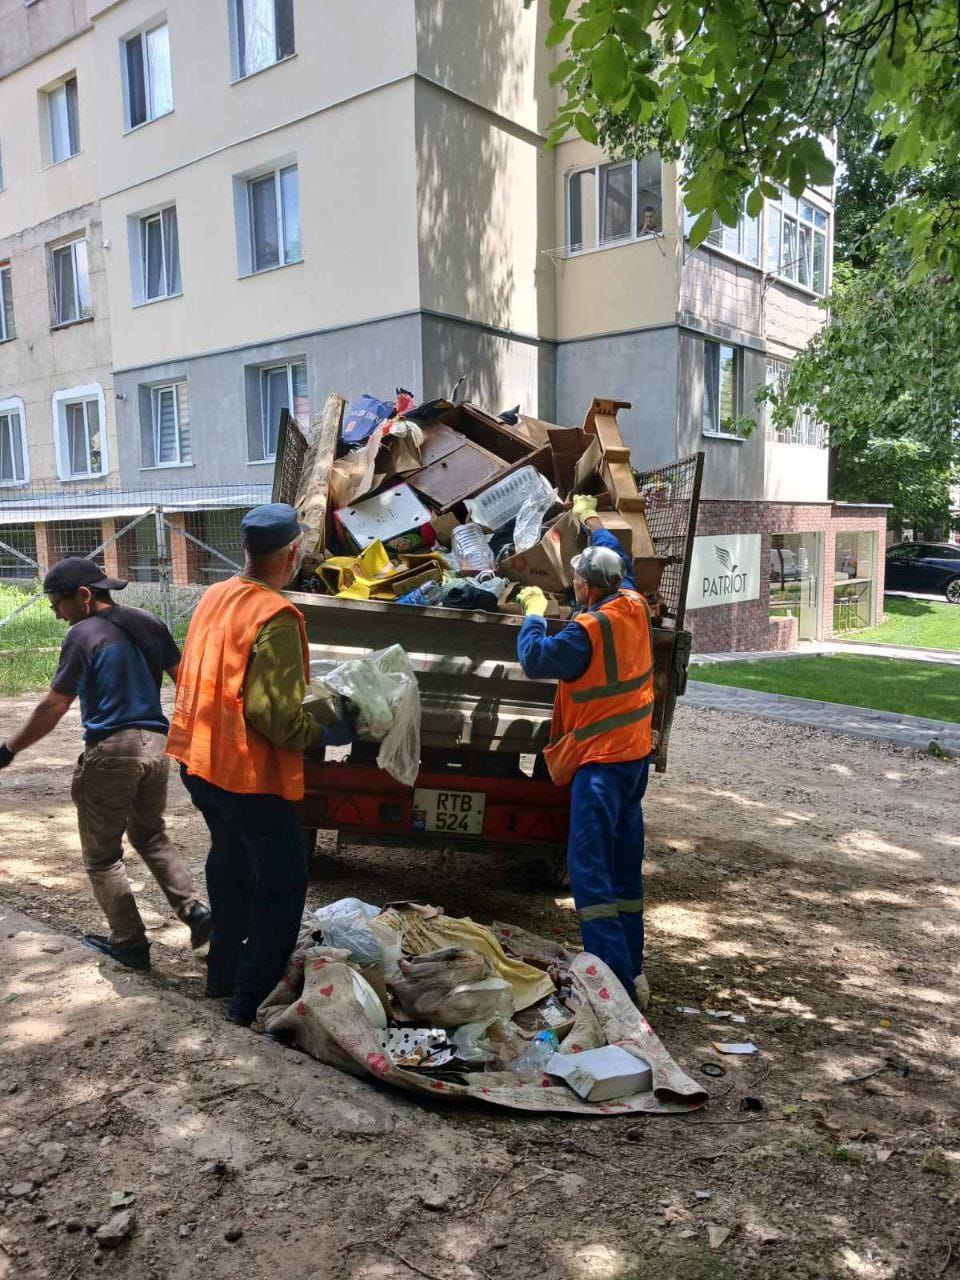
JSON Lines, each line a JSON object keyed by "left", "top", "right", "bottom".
{"left": 166, "top": 576, "right": 310, "bottom": 802}
{"left": 542, "top": 589, "right": 655, "bottom": 787}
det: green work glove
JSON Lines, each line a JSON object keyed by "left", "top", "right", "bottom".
{"left": 517, "top": 586, "right": 548, "bottom": 617}
{"left": 571, "top": 493, "right": 598, "bottom": 523}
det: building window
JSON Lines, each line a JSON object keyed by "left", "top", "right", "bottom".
{"left": 834, "top": 530, "right": 876, "bottom": 631}
{"left": 247, "top": 358, "right": 307, "bottom": 460}
{"left": 232, "top": 0, "right": 295, "bottom": 80}
{"left": 703, "top": 341, "right": 744, "bottom": 438}
{"left": 239, "top": 163, "right": 301, "bottom": 274}
{"left": 691, "top": 196, "right": 761, "bottom": 266}
{"left": 46, "top": 76, "right": 80, "bottom": 164}
{"left": 0, "top": 397, "right": 28, "bottom": 486}
{"left": 139, "top": 206, "right": 181, "bottom": 300}
{"left": 0, "top": 263, "right": 14, "bottom": 341}
{"left": 141, "top": 382, "right": 190, "bottom": 467}
{"left": 124, "top": 22, "right": 173, "bottom": 129}
{"left": 567, "top": 154, "right": 662, "bottom": 252}
{"left": 764, "top": 359, "right": 826, "bottom": 448}
{"left": 53, "top": 385, "right": 107, "bottom": 480}
{"left": 51, "top": 238, "right": 92, "bottom": 326}
{"left": 765, "top": 190, "right": 830, "bottom": 295}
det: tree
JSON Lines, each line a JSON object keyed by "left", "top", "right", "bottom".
{"left": 766, "top": 252, "right": 959, "bottom": 536}
{"left": 541, "top": 0, "right": 960, "bottom": 279}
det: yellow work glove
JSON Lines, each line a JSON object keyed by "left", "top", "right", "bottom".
{"left": 571, "top": 493, "right": 599, "bottom": 523}
{"left": 517, "top": 586, "right": 549, "bottom": 617}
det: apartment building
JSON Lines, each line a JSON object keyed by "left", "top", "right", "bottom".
{"left": 0, "top": 0, "right": 884, "bottom": 646}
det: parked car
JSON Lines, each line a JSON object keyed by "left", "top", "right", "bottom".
{"left": 885, "top": 542, "right": 960, "bottom": 602}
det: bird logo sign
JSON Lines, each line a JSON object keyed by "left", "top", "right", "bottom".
{"left": 701, "top": 543, "right": 749, "bottom": 599}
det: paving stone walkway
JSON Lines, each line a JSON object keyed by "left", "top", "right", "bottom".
{"left": 685, "top": 680, "right": 960, "bottom": 757}
{"left": 691, "top": 641, "right": 960, "bottom": 667}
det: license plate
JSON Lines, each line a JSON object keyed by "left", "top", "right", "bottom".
{"left": 412, "top": 788, "right": 486, "bottom": 837}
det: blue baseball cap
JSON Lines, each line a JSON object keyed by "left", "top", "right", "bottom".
{"left": 241, "top": 503, "right": 307, "bottom": 554}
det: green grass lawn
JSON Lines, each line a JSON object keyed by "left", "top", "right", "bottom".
{"left": 844, "top": 596, "right": 960, "bottom": 651}
{"left": 693, "top": 654, "right": 960, "bottom": 723}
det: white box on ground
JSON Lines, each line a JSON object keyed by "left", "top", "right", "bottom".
{"left": 547, "top": 1045, "right": 652, "bottom": 1102}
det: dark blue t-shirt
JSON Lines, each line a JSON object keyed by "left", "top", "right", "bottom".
{"left": 51, "top": 605, "right": 180, "bottom": 743}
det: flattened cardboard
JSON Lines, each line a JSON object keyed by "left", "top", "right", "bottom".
{"left": 335, "top": 484, "right": 433, "bottom": 550}
{"left": 499, "top": 510, "right": 584, "bottom": 595}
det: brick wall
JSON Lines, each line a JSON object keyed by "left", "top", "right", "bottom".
{"left": 686, "top": 500, "right": 887, "bottom": 653}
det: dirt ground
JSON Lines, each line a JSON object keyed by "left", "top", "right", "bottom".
{"left": 1, "top": 694, "right": 958, "bottom": 1280}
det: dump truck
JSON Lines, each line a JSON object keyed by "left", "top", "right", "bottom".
{"left": 275, "top": 401, "right": 704, "bottom": 871}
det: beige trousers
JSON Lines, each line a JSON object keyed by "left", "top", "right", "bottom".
{"left": 71, "top": 728, "right": 197, "bottom": 947}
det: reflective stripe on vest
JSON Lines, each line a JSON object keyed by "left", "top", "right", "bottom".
{"left": 542, "top": 589, "right": 654, "bottom": 786}
{"left": 166, "top": 577, "right": 309, "bottom": 802}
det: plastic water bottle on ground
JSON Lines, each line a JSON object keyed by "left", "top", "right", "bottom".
{"left": 511, "top": 1029, "right": 560, "bottom": 1082}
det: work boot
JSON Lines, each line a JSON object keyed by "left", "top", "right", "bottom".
{"left": 185, "top": 902, "right": 212, "bottom": 950}
{"left": 634, "top": 972, "right": 651, "bottom": 1012}
{"left": 82, "top": 934, "right": 151, "bottom": 972}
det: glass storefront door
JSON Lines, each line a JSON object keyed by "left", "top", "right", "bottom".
{"left": 833, "top": 530, "right": 877, "bottom": 631}
{"left": 769, "top": 532, "right": 821, "bottom": 641}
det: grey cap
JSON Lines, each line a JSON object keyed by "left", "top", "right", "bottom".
{"left": 570, "top": 544, "right": 625, "bottom": 590}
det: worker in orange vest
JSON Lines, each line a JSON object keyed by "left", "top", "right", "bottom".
{"left": 517, "top": 494, "right": 655, "bottom": 1009}
{"left": 168, "top": 503, "right": 351, "bottom": 1026}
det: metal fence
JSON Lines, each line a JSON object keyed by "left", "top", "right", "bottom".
{"left": 0, "top": 481, "right": 270, "bottom": 651}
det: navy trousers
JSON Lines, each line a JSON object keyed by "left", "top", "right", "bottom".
{"left": 567, "top": 757, "right": 650, "bottom": 993}
{"left": 180, "top": 767, "right": 306, "bottom": 1024}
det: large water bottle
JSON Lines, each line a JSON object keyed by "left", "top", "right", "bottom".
{"left": 395, "top": 581, "right": 444, "bottom": 607}
{"left": 451, "top": 523, "right": 495, "bottom": 572}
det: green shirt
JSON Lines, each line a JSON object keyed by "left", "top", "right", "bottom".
{"left": 241, "top": 579, "right": 321, "bottom": 750}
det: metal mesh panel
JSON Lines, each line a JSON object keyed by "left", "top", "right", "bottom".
{"left": 0, "top": 524, "right": 38, "bottom": 581}
{"left": 185, "top": 508, "right": 246, "bottom": 584}
{"left": 272, "top": 410, "right": 309, "bottom": 505}
{"left": 634, "top": 452, "right": 704, "bottom": 629}
{"left": 49, "top": 519, "right": 107, "bottom": 564}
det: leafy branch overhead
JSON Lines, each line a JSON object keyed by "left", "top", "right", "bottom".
{"left": 535, "top": 0, "right": 960, "bottom": 279}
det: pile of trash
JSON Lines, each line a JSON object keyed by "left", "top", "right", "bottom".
{"left": 291, "top": 391, "right": 667, "bottom": 617}
{"left": 257, "top": 900, "right": 707, "bottom": 1117}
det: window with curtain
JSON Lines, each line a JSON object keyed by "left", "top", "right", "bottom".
{"left": 63, "top": 399, "right": 102, "bottom": 478}
{"left": 151, "top": 383, "right": 190, "bottom": 465}
{"left": 0, "top": 264, "right": 14, "bottom": 341}
{"left": 140, "top": 206, "right": 181, "bottom": 300}
{"left": 47, "top": 77, "right": 79, "bottom": 164}
{"left": 703, "top": 341, "right": 743, "bottom": 438}
{"left": 51, "top": 239, "right": 92, "bottom": 325}
{"left": 566, "top": 154, "right": 662, "bottom": 251}
{"left": 0, "top": 406, "right": 26, "bottom": 485}
{"left": 247, "top": 164, "right": 300, "bottom": 271}
{"left": 259, "top": 359, "right": 307, "bottom": 458}
{"left": 125, "top": 22, "right": 173, "bottom": 129}
{"left": 234, "top": 0, "right": 295, "bottom": 79}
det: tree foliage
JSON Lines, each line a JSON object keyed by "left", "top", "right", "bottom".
{"left": 540, "top": 0, "right": 960, "bottom": 280}
{"left": 766, "top": 254, "right": 959, "bottom": 535}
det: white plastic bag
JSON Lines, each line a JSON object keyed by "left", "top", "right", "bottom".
{"left": 513, "top": 482, "right": 560, "bottom": 553}
{"left": 313, "top": 898, "right": 382, "bottom": 965}
{"left": 315, "top": 644, "right": 421, "bottom": 786}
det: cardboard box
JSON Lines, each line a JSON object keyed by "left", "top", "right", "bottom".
{"left": 499, "top": 510, "right": 584, "bottom": 595}
{"left": 547, "top": 1045, "right": 652, "bottom": 1102}
{"left": 499, "top": 584, "right": 570, "bottom": 618}
{"left": 335, "top": 483, "right": 433, "bottom": 550}
{"left": 632, "top": 555, "right": 668, "bottom": 595}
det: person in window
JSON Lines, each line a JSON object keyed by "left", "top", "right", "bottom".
{"left": 514, "top": 497, "right": 655, "bottom": 1011}
{"left": 639, "top": 206, "right": 659, "bottom": 236}
{"left": 0, "top": 558, "right": 211, "bottom": 971}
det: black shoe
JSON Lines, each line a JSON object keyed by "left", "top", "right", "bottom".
{"left": 82, "top": 934, "right": 151, "bottom": 971}
{"left": 185, "top": 903, "right": 212, "bottom": 950}
{"left": 205, "top": 979, "right": 235, "bottom": 999}
{"left": 225, "top": 1011, "right": 252, "bottom": 1028}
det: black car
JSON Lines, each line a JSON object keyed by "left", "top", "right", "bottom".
{"left": 885, "top": 542, "right": 960, "bottom": 602}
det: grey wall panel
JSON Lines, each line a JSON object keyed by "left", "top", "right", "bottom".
{"left": 419, "top": 313, "right": 556, "bottom": 420}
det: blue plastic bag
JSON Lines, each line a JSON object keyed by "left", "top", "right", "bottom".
{"left": 341, "top": 394, "right": 393, "bottom": 445}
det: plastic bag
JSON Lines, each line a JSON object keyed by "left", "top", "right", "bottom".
{"left": 390, "top": 948, "right": 514, "bottom": 1026}
{"left": 313, "top": 898, "right": 382, "bottom": 966}
{"left": 316, "top": 644, "right": 421, "bottom": 786}
{"left": 513, "top": 482, "right": 560, "bottom": 553}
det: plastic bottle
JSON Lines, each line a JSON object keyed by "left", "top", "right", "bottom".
{"left": 451, "top": 523, "right": 495, "bottom": 572}
{"left": 510, "top": 1029, "right": 560, "bottom": 1082}
{"left": 395, "top": 581, "right": 444, "bottom": 607}
{"left": 466, "top": 466, "right": 553, "bottom": 532}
